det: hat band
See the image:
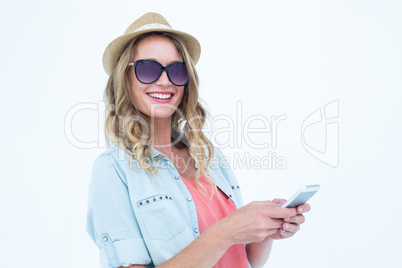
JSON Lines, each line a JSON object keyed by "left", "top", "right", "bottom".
{"left": 135, "top": 23, "right": 172, "bottom": 32}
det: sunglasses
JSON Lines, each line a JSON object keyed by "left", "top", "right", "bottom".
{"left": 128, "top": 59, "right": 189, "bottom": 86}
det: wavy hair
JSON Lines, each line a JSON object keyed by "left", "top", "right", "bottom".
{"left": 104, "top": 32, "right": 216, "bottom": 194}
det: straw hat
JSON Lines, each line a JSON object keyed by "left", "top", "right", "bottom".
{"left": 102, "top": 12, "right": 201, "bottom": 76}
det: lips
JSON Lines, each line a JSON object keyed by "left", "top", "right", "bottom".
{"left": 146, "top": 92, "right": 174, "bottom": 99}
{"left": 146, "top": 92, "right": 175, "bottom": 103}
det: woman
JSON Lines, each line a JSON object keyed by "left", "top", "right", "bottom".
{"left": 86, "top": 12, "right": 310, "bottom": 268}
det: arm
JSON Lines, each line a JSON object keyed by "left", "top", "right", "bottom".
{"left": 121, "top": 202, "right": 310, "bottom": 268}
{"left": 246, "top": 237, "right": 274, "bottom": 268}
{"left": 122, "top": 202, "right": 310, "bottom": 268}
{"left": 86, "top": 156, "right": 153, "bottom": 268}
{"left": 119, "top": 224, "right": 229, "bottom": 268}
{"left": 158, "top": 201, "right": 296, "bottom": 267}
{"left": 156, "top": 219, "right": 232, "bottom": 267}
{"left": 122, "top": 200, "right": 295, "bottom": 268}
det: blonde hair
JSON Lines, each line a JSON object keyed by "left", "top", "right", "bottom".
{"left": 104, "top": 32, "right": 216, "bottom": 194}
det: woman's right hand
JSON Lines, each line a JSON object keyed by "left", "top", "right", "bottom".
{"left": 216, "top": 201, "right": 298, "bottom": 245}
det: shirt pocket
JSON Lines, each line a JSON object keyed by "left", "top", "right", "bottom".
{"left": 137, "top": 194, "right": 185, "bottom": 241}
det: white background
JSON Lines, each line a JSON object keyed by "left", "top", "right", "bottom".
{"left": 1, "top": 0, "right": 401, "bottom": 267}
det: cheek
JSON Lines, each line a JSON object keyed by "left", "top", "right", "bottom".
{"left": 128, "top": 73, "right": 146, "bottom": 104}
{"left": 130, "top": 85, "right": 148, "bottom": 110}
{"left": 130, "top": 80, "right": 142, "bottom": 96}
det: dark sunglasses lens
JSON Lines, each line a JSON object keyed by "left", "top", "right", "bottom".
{"left": 135, "top": 60, "right": 161, "bottom": 83}
{"left": 169, "top": 63, "right": 189, "bottom": 86}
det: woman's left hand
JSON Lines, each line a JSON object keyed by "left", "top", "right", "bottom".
{"left": 267, "top": 198, "right": 311, "bottom": 240}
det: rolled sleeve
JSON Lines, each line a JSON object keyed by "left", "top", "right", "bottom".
{"left": 86, "top": 155, "right": 151, "bottom": 268}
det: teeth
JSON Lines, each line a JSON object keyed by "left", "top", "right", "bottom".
{"left": 148, "top": 93, "right": 172, "bottom": 99}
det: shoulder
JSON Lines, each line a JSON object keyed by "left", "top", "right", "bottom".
{"left": 96, "top": 144, "right": 125, "bottom": 160}
{"left": 91, "top": 145, "right": 139, "bottom": 186}
{"left": 93, "top": 146, "right": 123, "bottom": 170}
{"left": 95, "top": 143, "right": 144, "bottom": 166}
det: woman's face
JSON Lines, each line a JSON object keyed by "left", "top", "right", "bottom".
{"left": 128, "top": 35, "right": 185, "bottom": 120}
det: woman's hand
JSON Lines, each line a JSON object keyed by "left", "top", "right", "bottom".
{"left": 216, "top": 200, "right": 298, "bottom": 246}
{"left": 154, "top": 200, "right": 298, "bottom": 268}
{"left": 266, "top": 199, "right": 311, "bottom": 240}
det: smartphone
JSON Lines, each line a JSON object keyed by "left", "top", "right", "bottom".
{"left": 281, "top": 184, "right": 321, "bottom": 208}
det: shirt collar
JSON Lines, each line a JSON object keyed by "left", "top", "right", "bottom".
{"left": 117, "top": 128, "right": 206, "bottom": 165}
{"left": 142, "top": 127, "right": 191, "bottom": 159}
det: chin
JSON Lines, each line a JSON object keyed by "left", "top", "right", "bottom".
{"left": 149, "top": 111, "right": 176, "bottom": 119}
{"left": 147, "top": 105, "right": 179, "bottom": 117}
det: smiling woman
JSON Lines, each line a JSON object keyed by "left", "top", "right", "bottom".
{"left": 127, "top": 35, "right": 186, "bottom": 119}
{"left": 85, "top": 12, "right": 310, "bottom": 268}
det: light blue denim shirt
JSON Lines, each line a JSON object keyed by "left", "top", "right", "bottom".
{"left": 85, "top": 138, "right": 247, "bottom": 268}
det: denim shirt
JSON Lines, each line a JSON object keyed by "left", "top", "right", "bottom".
{"left": 85, "top": 139, "right": 247, "bottom": 268}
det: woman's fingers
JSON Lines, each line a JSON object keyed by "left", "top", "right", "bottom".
{"left": 248, "top": 201, "right": 298, "bottom": 220}
{"left": 226, "top": 201, "right": 306, "bottom": 244}
{"left": 271, "top": 199, "right": 311, "bottom": 215}
{"left": 262, "top": 200, "right": 311, "bottom": 240}
{"left": 284, "top": 214, "right": 305, "bottom": 224}
{"left": 272, "top": 198, "right": 286, "bottom": 206}
{"left": 282, "top": 222, "right": 300, "bottom": 233}
{"left": 268, "top": 206, "right": 298, "bottom": 219}
{"left": 296, "top": 203, "right": 311, "bottom": 214}
{"left": 279, "top": 228, "right": 296, "bottom": 238}
{"left": 269, "top": 218, "right": 285, "bottom": 229}
{"left": 265, "top": 228, "right": 279, "bottom": 237}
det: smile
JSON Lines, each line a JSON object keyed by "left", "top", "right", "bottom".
{"left": 146, "top": 93, "right": 173, "bottom": 99}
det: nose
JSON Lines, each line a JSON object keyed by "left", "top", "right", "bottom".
{"left": 155, "top": 70, "right": 172, "bottom": 87}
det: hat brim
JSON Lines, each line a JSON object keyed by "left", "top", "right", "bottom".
{"left": 103, "top": 28, "right": 201, "bottom": 76}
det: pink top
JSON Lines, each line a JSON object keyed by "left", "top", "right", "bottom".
{"left": 180, "top": 173, "right": 249, "bottom": 268}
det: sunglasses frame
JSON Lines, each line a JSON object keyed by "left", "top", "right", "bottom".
{"left": 127, "top": 59, "right": 189, "bottom": 86}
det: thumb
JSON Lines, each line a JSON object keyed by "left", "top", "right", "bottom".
{"left": 272, "top": 198, "right": 287, "bottom": 206}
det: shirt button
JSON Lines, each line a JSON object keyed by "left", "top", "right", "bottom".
{"left": 103, "top": 236, "right": 108, "bottom": 242}
{"left": 194, "top": 228, "right": 199, "bottom": 233}
{"left": 175, "top": 176, "right": 180, "bottom": 180}
{"left": 187, "top": 197, "right": 192, "bottom": 202}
